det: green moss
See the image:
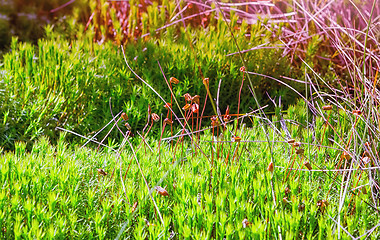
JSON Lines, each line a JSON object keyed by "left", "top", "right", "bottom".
{"left": 0, "top": 18, "right": 305, "bottom": 150}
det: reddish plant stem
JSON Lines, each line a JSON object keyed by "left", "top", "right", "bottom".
{"left": 235, "top": 72, "right": 245, "bottom": 136}
{"left": 191, "top": 109, "right": 195, "bottom": 158}
{"left": 290, "top": 155, "right": 304, "bottom": 182}
{"left": 172, "top": 110, "right": 193, "bottom": 164}
{"left": 199, "top": 94, "right": 208, "bottom": 141}
{"left": 320, "top": 111, "right": 331, "bottom": 148}
{"left": 225, "top": 141, "right": 233, "bottom": 166}
{"left": 283, "top": 148, "right": 296, "bottom": 183}
{"left": 170, "top": 82, "right": 174, "bottom": 150}
{"left": 232, "top": 142, "right": 240, "bottom": 163}
{"left": 211, "top": 126, "right": 215, "bottom": 167}
{"left": 157, "top": 122, "right": 167, "bottom": 166}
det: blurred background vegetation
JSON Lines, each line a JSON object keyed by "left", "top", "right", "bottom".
{"left": 0, "top": 0, "right": 94, "bottom": 48}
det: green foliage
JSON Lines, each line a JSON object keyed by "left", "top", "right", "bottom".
{"left": 0, "top": 122, "right": 378, "bottom": 239}
{"left": 0, "top": 36, "right": 128, "bottom": 149}
{"left": 1, "top": 0, "right": 379, "bottom": 239}
{"left": 0, "top": 18, "right": 303, "bottom": 150}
